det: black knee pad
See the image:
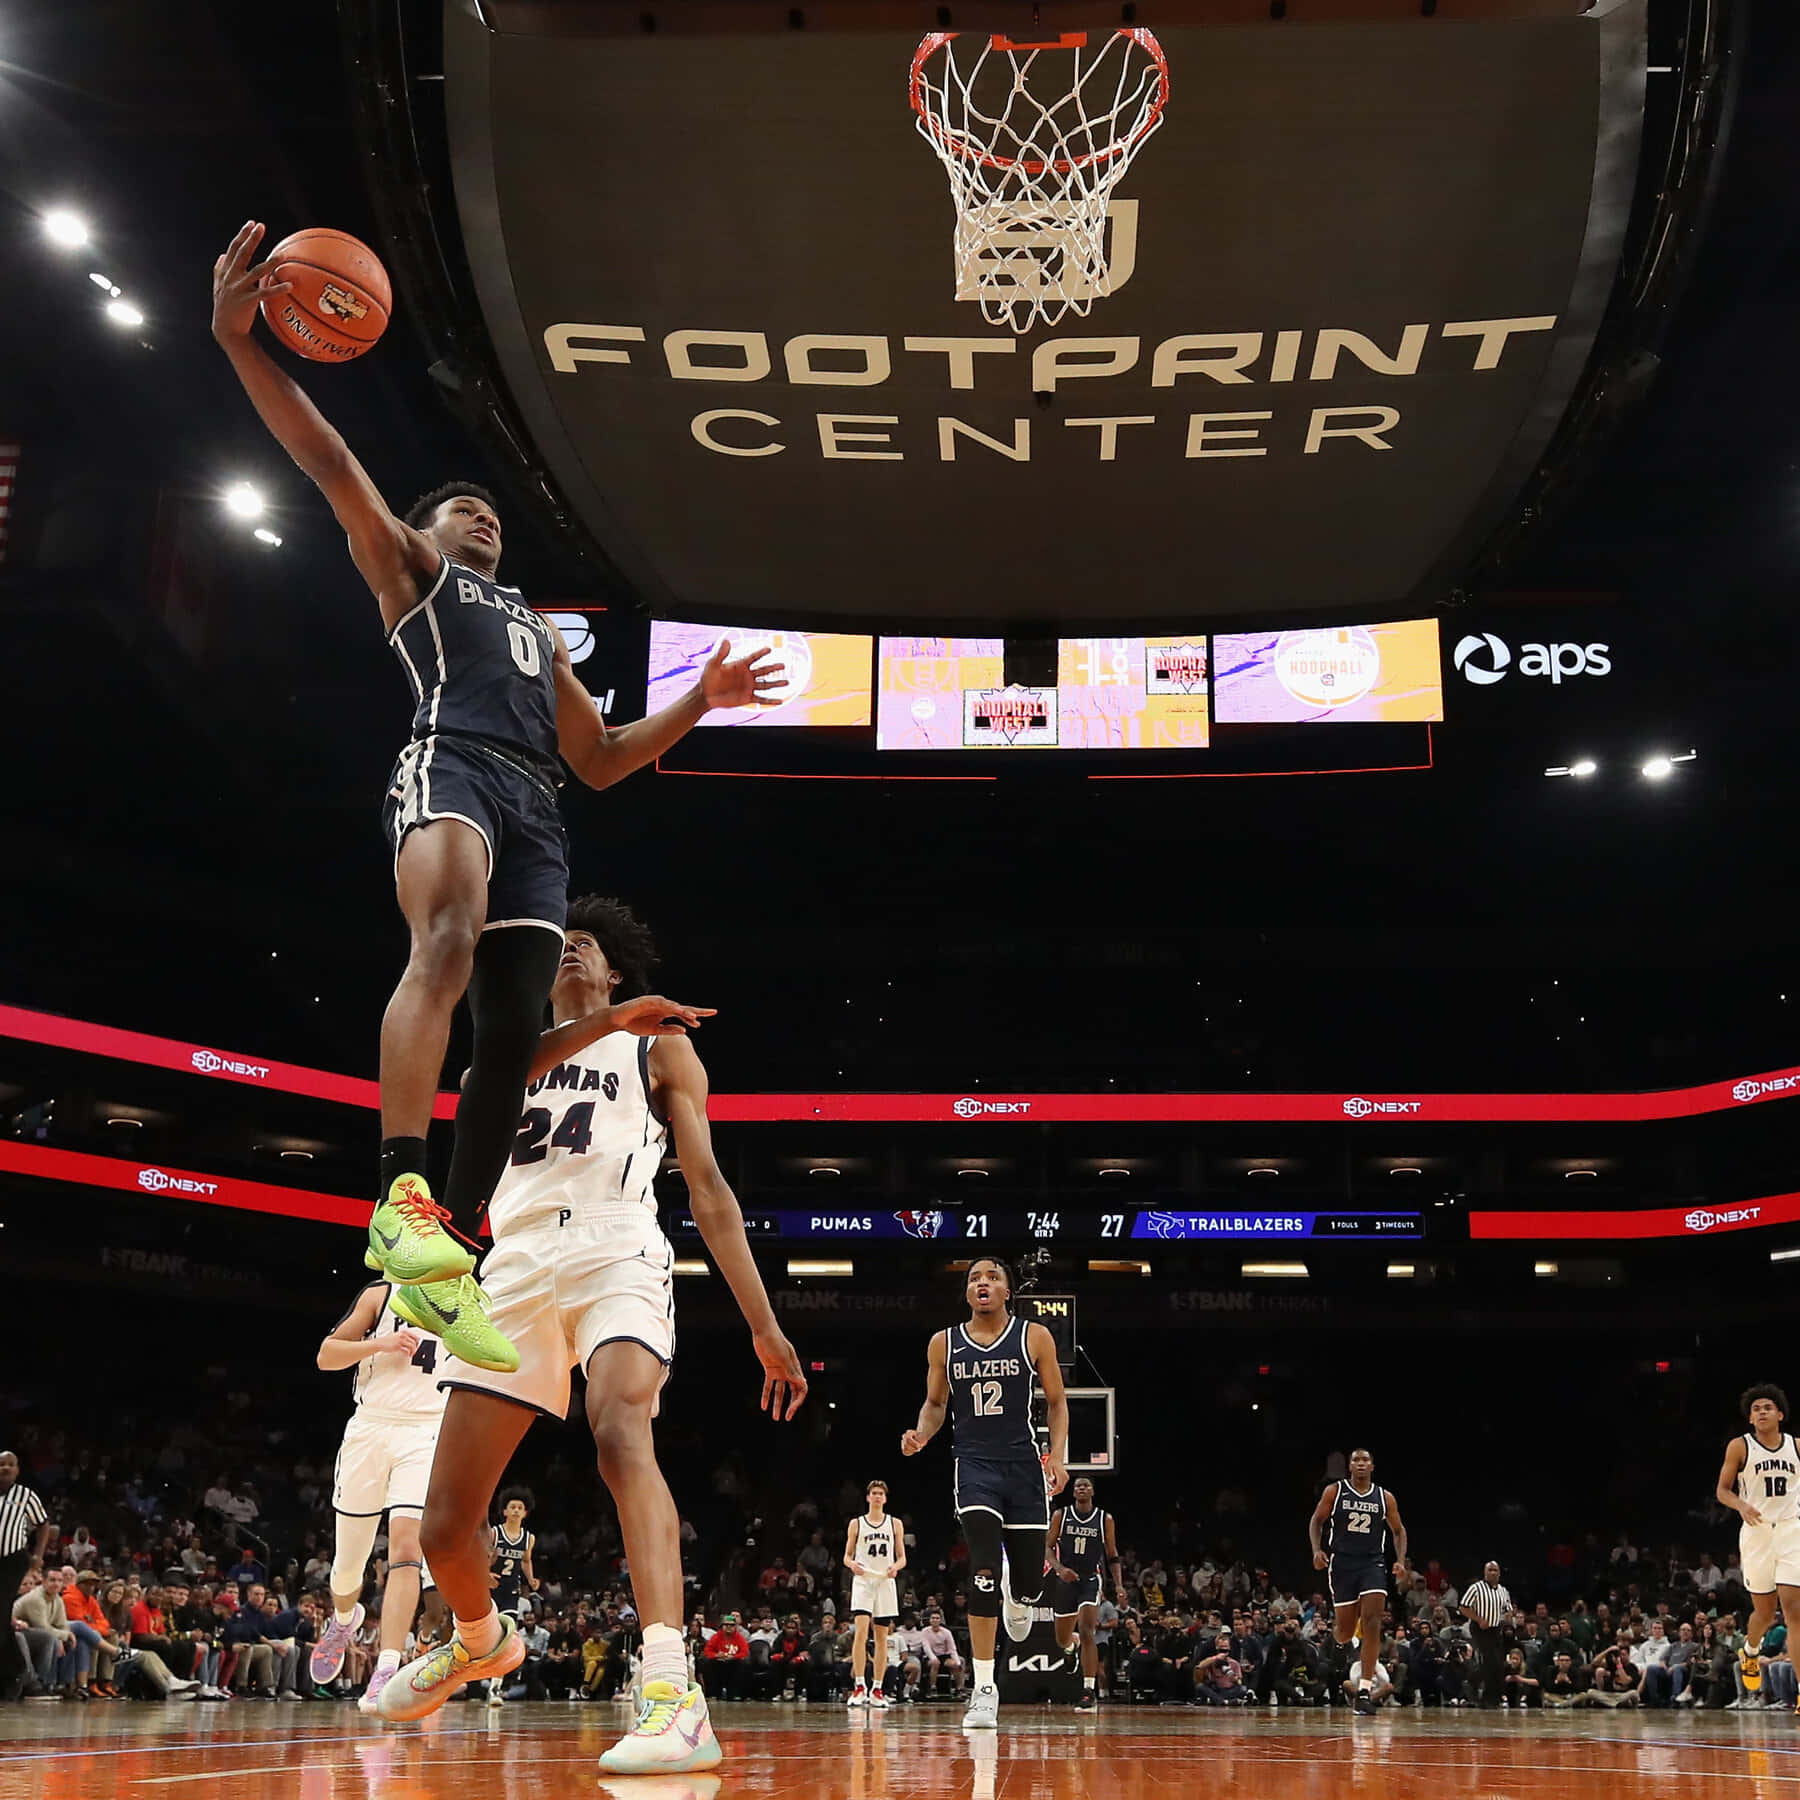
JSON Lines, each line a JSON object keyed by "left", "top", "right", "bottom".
{"left": 962, "top": 1512, "right": 1004, "bottom": 1617}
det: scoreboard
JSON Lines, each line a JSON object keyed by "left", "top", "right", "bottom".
{"left": 667, "top": 1206, "right": 1423, "bottom": 1242}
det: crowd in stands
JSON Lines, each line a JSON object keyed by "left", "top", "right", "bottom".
{"left": 5, "top": 1400, "right": 1789, "bottom": 1714}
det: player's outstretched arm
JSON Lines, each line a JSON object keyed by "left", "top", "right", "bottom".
{"left": 315, "top": 1283, "right": 420, "bottom": 1369}
{"left": 657, "top": 1033, "right": 807, "bottom": 1420}
{"left": 554, "top": 637, "right": 785, "bottom": 790}
{"left": 211, "top": 221, "right": 437, "bottom": 629}
{"left": 1030, "top": 1322, "right": 1070, "bottom": 1496}
{"left": 1308, "top": 1485, "right": 1336, "bottom": 1569}
{"left": 901, "top": 1333, "right": 950, "bottom": 1456}
{"left": 525, "top": 994, "right": 717, "bottom": 1086}
{"left": 1385, "top": 1491, "right": 1409, "bottom": 1579}
{"left": 1718, "top": 1438, "right": 1758, "bottom": 1524}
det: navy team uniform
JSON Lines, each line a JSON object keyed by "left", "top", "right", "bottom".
{"left": 383, "top": 555, "right": 568, "bottom": 936}
{"left": 1326, "top": 1481, "right": 1391, "bottom": 1606}
{"left": 946, "top": 1315, "right": 1049, "bottom": 1530}
{"left": 1052, "top": 1505, "right": 1108, "bottom": 1616}
{"left": 491, "top": 1524, "right": 531, "bottom": 1617}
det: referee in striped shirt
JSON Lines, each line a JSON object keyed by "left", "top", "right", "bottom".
{"left": 0, "top": 1452, "right": 51, "bottom": 1701}
{"left": 1459, "top": 1562, "right": 1513, "bottom": 1707}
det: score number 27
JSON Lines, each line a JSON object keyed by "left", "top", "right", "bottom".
{"left": 961, "top": 1213, "right": 1127, "bottom": 1239}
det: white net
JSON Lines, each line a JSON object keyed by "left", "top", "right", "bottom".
{"left": 910, "top": 30, "right": 1170, "bottom": 334}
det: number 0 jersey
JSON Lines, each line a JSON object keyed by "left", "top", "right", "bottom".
{"left": 388, "top": 555, "right": 560, "bottom": 766}
{"left": 343, "top": 1284, "right": 446, "bottom": 1422}
{"left": 489, "top": 1032, "right": 668, "bottom": 1241}
{"left": 1739, "top": 1433, "right": 1800, "bottom": 1526}
{"left": 944, "top": 1314, "right": 1038, "bottom": 1461}
{"left": 1327, "top": 1480, "right": 1391, "bottom": 1558}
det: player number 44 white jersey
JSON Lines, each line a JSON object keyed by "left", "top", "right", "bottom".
{"left": 1740, "top": 1433, "right": 1800, "bottom": 1528}
{"left": 352, "top": 1290, "right": 448, "bottom": 1421}
{"left": 489, "top": 1031, "right": 668, "bottom": 1239}
{"left": 853, "top": 1515, "right": 897, "bottom": 1569}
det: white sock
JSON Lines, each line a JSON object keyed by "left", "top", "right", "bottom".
{"left": 377, "top": 1650, "right": 401, "bottom": 1672}
{"left": 335, "top": 1601, "right": 359, "bottom": 1625}
{"left": 642, "top": 1623, "right": 688, "bottom": 1691}
{"left": 458, "top": 1607, "right": 502, "bottom": 1657}
{"left": 974, "top": 1658, "right": 995, "bottom": 1690}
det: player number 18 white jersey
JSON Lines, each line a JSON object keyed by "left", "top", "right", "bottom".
{"left": 1740, "top": 1433, "right": 1800, "bottom": 1527}
{"left": 489, "top": 1031, "right": 668, "bottom": 1239}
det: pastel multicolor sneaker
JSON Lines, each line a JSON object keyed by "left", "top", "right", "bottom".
{"left": 598, "top": 1681, "right": 722, "bottom": 1773}
{"left": 310, "top": 1602, "right": 364, "bottom": 1685}
{"left": 365, "top": 1174, "right": 476, "bottom": 1287}
{"left": 376, "top": 1616, "right": 525, "bottom": 1722}
{"left": 392, "top": 1276, "right": 518, "bottom": 1374}
{"left": 358, "top": 1662, "right": 399, "bottom": 1716}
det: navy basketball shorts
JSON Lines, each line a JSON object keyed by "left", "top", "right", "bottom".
{"left": 1328, "top": 1554, "right": 1388, "bottom": 1607}
{"left": 1053, "top": 1572, "right": 1102, "bottom": 1616}
{"left": 383, "top": 734, "right": 568, "bottom": 936}
{"left": 954, "top": 1455, "right": 1050, "bottom": 1529}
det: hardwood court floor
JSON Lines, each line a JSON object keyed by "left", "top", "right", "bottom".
{"left": 6, "top": 1698, "right": 1800, "bottom": 1800}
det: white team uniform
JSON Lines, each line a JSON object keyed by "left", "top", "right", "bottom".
{"left": 850, "top": 1514, "right": 900, "bottom": 1623}
{"left": 1737, "top": 1431, "right": 1800, "bottom": 1592}
{"left": 332, "top": 1285, "right": 447, "bottom": 1519}
{"left": 442, "top": 1032, "right": 676, "bottom": 1420}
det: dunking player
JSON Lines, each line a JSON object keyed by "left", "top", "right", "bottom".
{"left": 480, "top": 1487, "right": 538, "bottom": 1707}
{"left": 211, "top": 223, "right": 779, "bottom": 1369}
{"left": 1715, "top": 1383, "right": 1800, "bottom": 1701}
{"left": 1049, "top": 1477, "right": 1121, "bottom": 1713}
{"left": 307, "top": 1284, "right": 449, "bottom": 1714}
{"left": 901, "top": 1258, "right": 1068, "bottom": 1730}
{"left": 378, "top": 896, "right": 807, "bottom": 1775}
{"left": 1307, "top": 1449, "right": 1408, "bottom": 1717}
{"left": 844, "top": 1480, "right": 906, "bottom": 1709}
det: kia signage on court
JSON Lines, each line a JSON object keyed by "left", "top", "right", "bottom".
{"left": 443, "top": 2, "right": 1646, "bottom": 625}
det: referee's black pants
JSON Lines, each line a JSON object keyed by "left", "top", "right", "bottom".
{"left": 0, "top": 1550, "right": 32, "bottom": 1694}
{"left": 1471, "top": 1626, "right": 1505, "bottom": 1705}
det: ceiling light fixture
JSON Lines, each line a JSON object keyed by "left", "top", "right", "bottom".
{"left": 105, "top": 298, "right": 145, "bottom": 327}
{"left": 44, "top": 210, "right": 90, "bottom": 248}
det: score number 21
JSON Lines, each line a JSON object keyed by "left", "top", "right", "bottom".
{"left": 961, "top": 1213, "right": 1127, "bottom": 1239}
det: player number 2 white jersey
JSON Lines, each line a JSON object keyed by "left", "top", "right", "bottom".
{"left": 1740, "top": 1433, "right": 1800, "bottom": 1527}
{"left": 351, "top": 1287, "right": 448, "bottom": 1421}
{"left": 853, "top": 1514, "right": 897, "bottom": 1570}
{"left": 489, "top": 1031, "right": 669, "bottom": 1239}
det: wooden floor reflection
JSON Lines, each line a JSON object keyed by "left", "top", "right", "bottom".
{"left": 8, "top": 1700, "right": 1800, "bottom": 1799}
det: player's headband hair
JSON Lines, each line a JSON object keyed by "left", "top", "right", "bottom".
{"left": 1742, "top": 1383, "right": 1790, "bottom": 1420}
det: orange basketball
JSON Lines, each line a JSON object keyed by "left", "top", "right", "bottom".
{"left": 259, "top": 228, "right": 391, "bottom": 364}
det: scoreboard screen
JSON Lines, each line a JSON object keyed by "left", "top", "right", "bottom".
{"left": 667, "top": 1207, "right": 1422, "bottom": 1242}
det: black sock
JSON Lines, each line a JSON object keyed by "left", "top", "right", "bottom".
{"left": 440, "top": 928, "right": 560, "bottom": 1237}
{"left": 379, "top": 1136, "right": 430, "bottom": 1203}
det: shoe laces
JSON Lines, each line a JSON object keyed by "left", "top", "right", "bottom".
{"left": 633, "top": 1685, "right": 683, "bottom": 1736}
{"left": 391, "top": 1185, "right": 457, "bottom": 1238}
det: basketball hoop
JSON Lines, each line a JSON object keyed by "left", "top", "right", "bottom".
{"left": 910, "top": 29, "right": 1170, "bottom": 334}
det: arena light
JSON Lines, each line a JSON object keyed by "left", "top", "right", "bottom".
{"left": 1087, "top": 1259, "right": 1151, "bottom": 1275}
{"left": 1241, "top": 1261, "right": 1307, "bottom": 1278}
{"left": 1564, "top": 1168, "right": 1599, "bottom": 1180}
{"left": 224, "top": 481, "right": 265, "bottom": 519}
{"left": 1388, "top": 1165, "right": 1422, "bottom": 1177}
{"left": 1534, "top": 1260, "right": 1559, "bottom": 1276}
{"left": 43, "top": 209, "right": 90, "bottom": 248}
{"left": 1769, "top": 1248, "right": 1800, "bottom": 1265}
{"left": 1641, "top": 756, "right": 1674, "bottom": 781}
{"left": 104, "top": 1117, "right": 143, "bottom": 1129}
{"left": 105, "top": 298, "right": 145, "bottom": 328}
{"left": 788, "top": 1259, "right": 853, "bottom": 1277}
{"left": 253, "top": 528, "right": 283, "bottom": 548}
{"left": 672, "top": 1259, "right": 711, "bottom": 1276}
{"left": 1097, "top": 1165, "right": 1131, "bottom": 1179}
{"left": 806, "top": 1164, "right": 842, "bottom": 1179}
{"left": 1386, "top": 1263, "right": 1416, "bottom": 1279}
{"left": 88, "top": 272, "right": 121, "bottom": 295}
{"left": 956, "top": 1166, "right": 990, "bottom": 1180}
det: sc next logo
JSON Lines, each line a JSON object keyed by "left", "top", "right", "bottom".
{"left": 1452, "top": 633, "right": 1612, "bottom": 686}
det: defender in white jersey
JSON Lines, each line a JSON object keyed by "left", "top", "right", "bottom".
{"left": 384, "top": 896, "right": 807, "bottom": 1775}
{"left": 311, "top": 1283, "right": 448, "bottom": 1713}
{"left": 1716, "top": 1383, "right": 1800, "bottom": 1700}
{"left": 844, "top": 1481, "right": 907, "bottom": 1708}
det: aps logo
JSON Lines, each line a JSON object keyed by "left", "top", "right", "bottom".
{"left": 1452, "top": 633, "right": 1612, "bottom": 687}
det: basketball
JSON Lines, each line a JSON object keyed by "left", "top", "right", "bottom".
{"left": 258, "top": 227, "right": 391, "bottom": 363}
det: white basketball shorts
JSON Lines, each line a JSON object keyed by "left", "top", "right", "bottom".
{"left": 1740, "top": 1517, "right": 1800, "bottom": 1593}
{"left": 442, "top": 1210, "right": 676, "bottom": 1421}
{"left": 851, "top": 1576, "right": 899, "bottom": 1623}
{"left": 332, "top": 1411, "right": 441, "bottom": 1518}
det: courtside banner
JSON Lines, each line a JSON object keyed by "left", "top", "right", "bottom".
{"left": 0, "top": 1141, "right": 369, "bottom": 1228}
{"left": 2, "top": 1002, "right": 1799, "bottom": 1124}
{"left": 1470, "top": 1194, "right": 1800, "bottom": 1241}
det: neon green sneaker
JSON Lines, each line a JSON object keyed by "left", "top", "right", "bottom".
{"left": 365, "top": 1174, "right": 476, "bottom": 1287}
{"left": 376, "top": 1614, "right": 525, "bottom": 1722}
{"left": 392, "top": 1276, "right": 519, "bottom": 1374}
